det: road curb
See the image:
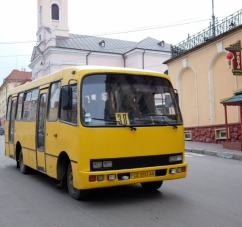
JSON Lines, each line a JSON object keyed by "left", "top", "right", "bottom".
{"left": 185, "top": 148, "right": 242, "bottom": 161}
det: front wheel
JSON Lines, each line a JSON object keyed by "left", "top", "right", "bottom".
{"left": 141, "top": 181, "right": 163, "bottom": 191}
{"left": 67, "top": 164, "right": 89, "bottom": 200}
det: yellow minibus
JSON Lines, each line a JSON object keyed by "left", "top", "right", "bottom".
{"left": 5, "top": 66, "right": 187, "bottom": 200}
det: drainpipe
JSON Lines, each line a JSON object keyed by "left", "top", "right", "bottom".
{"left": 86, "top": 51, "right": 91, "bottom": 65}
{"left": 123, "top": 54, "right": 126, "bottom": 67}
{"left": 142, "top": 50, "right": 145, "bottom": 69}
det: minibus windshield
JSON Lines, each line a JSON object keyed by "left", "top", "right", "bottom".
{"left": 81, "top": 73, "right": 183, "bottom": 127}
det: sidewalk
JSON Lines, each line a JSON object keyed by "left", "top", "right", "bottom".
{"left": 185, "top": 141, "right": 242, "bottom": 161}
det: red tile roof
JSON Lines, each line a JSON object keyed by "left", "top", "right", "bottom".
{"left": 5, "top": 70, "right": 32, "bottom": 84}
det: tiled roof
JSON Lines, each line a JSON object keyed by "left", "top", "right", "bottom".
{"left": 56, "top": 34, "right": 170, "bottom": 54}
{"left": 5, "top": 70, "right": 32, "bottom": 83}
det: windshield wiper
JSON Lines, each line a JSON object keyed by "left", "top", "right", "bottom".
{"left": 136, "top": 116, "right": 178, "bottom": 129}
{"left": 142, "top": 113, "right": 162, "bottom": 117}
{"left": 90, "top": 118, "right": 137, "bottom": 131}
{"left": 160, "top": 117, "right": 177, "bottom": 129}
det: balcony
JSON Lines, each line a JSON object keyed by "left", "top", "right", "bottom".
{"left": 171, "top": 9, "right": 242, "bottom": 58}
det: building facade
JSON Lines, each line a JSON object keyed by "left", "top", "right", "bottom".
{"left": 0, "top": 70, "right": 32, "bottom": 126}
{"left": 29, "top": 0, "right": 171, "bottom": 80}
{"left": 164, "top": 9, "right": 242, "bottom": 145}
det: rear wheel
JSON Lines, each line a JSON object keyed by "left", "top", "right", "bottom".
{"left": 16, "top": 160, "right": 20, "bottom": 169}
{"left": 67, "top": 164, "right": 89, "bottom": 200}
{"left": 141, "top": 181, "right": 163, "bottom": 191}
{"left": 19, "top": 150, "right": 31, "bottom": 174}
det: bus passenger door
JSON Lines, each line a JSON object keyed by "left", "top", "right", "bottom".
{"left": 9, "top": 99, "right": 17, "bottom": 159}
{"left": 36, "top": 91, "right": 47, "bottom": 172}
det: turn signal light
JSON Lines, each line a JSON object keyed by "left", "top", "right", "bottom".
{"left": 177, "top": 167, "right": 186, "bottom": 173}
{"left": 170, "top": 167, "right": 186, "bottom": 174}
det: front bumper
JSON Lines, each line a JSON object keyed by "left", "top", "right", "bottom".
{"left": 73, "top": 162, "right": 188, "bottom": 189}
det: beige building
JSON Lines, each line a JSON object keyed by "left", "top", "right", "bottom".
{"left": 0, "top": 70, "right": 31, "bottom": 126}
{"left": 164, "top": 9, "right": 242, "bottom": 145}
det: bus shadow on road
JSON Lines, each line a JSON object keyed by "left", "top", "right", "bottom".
{"left": 84, "top": 185, "right": 164, "bottom": 203}
{"left": 5, "top": 164, "right": 176, "bottom": 204}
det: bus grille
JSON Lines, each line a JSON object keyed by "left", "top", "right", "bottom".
{"left": 90, "top": 153, "right": 182, "bottom": 171}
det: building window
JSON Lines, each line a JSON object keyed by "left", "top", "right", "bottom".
{"left": 99, "top": 40, "right": 105, "bottom": 47}
{"left": 184, "top": 131, "right": 192, "bottom": 140}
{"left": 158, "top": 40, "right": 165, "bottom": 47}
{"left": 51, "top": 4, "right": 59, "bottom": 20}
{"left": 215, "top": 128, "right": 230, "bottom": 139}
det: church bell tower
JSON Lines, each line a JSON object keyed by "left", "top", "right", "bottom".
{"left": 37, "top": 0, "right": 69, "bottom": 37}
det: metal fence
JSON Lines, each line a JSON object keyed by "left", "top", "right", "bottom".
{"left": 171, "top": 9, "right": 242, "bottom": 58}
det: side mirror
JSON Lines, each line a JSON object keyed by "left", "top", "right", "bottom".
{"left": 174, "top": 89, "right": 179, "bottom": 105}
{"left": 61, "top": 86, "right": 72, "bottom": 110}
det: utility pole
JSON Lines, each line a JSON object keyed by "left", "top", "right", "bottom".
{"left": 212, "top": 0, "right": 216, "bottom": 37}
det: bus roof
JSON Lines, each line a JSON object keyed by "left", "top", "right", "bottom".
{"left": 7, "top": 66, "right": 170, "bottom": 96}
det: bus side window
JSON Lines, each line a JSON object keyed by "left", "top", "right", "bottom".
{"left": 6, "top": 96, "right": 12, "bottom": 120}
{"left": 16, "top": 93, "right": 24, "bottom": 120}
{"left": 60, "top": 84, "right": 77, "bottom": 124}
{"left": 23, "top": 89, "right": 39, "bottom": 121}
{"left": 48, "top": 81, "right": 61, "bottom": 121}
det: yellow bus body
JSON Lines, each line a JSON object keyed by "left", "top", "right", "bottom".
{"left": 4, "top": 66, "right": 187, "bottom": 198}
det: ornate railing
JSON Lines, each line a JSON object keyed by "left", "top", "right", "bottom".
{"left": 171, "top": 9, "right": 242, "bottom": 58}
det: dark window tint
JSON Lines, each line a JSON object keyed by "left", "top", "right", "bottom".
{"left": 48, "top": 81, "right": 61, "bottom": 121}
{"left": 6, "top": 96, "right": 12, "bottom": 120}
{"left": 9, "top": 100, "right": 16, "bottom": 143}
{"left": 60, "top": 84, "right": 77, "bottom": 124}
{"left": 16, "top": 93, "right": 24, "bottom": 120}
{"left": 51, "top": 4, "right": 59, "bottom": 20}
{"left": 37, "top": 94, "right": 46, "bottom": 150}
{"left": 82, "top": 74, "right": 182, "bottom": 127}
{"left": 23, "top": 89, "right": 39, "bottom": 121}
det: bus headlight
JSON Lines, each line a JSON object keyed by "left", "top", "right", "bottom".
{"left": 93, "top": 162, "right": 102, "bottom": 169}
{"left": 103, "top": 161, "right": 112, "bottom": 168}
{"left": 169, "top": 155, "right": 182, "bottom": 162}
{"left": 92, "top": 161, "right": 113, "bottom": 169}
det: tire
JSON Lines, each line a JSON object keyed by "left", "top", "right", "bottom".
{"left": 141, "top": 181, "right": 163, "bottom": 191}
{"left": 19, "top": 150, "right": 31, "bottom": 174}
{"left": 67, "top": 163, "right": 89, "bottom": 200}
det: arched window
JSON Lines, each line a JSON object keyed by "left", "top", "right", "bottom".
{"left": 51, "top": 4, "right": 59, "bottom": 20}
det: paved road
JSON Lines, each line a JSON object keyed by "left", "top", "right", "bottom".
{"left": 0, "top": 135, "right": 242, "bottom": 227}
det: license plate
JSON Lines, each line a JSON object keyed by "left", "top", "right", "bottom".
{"left": 130, "top": 170, "right": 155, "bottom": 179}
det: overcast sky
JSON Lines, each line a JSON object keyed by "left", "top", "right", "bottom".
{"left": 0, "top": 0, "right": 241, "bottom": 84}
